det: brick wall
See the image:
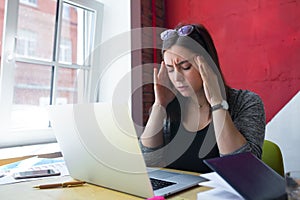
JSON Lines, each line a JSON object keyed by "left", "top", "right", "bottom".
{"left": 132, "top": 0, "right": 165, "bottom": 126}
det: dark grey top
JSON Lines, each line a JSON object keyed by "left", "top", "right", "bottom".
{"left": 225, "top": 88, "right": 266, "bottom": 157}
{"left": 140, "top": 88, "right": 266, "bottom": 172}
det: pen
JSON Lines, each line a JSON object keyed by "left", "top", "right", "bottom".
{"left": 33, "top": 181, "right": 86, "bottom": 189}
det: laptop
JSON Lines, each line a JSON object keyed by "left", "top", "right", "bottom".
{"left": 49, "top": 103, "right": 206, "bottom": 198}
{"left": 203, "top": 152, "right": 288, "bottom": 200}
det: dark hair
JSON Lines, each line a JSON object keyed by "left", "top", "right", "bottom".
{"left": 161, "top": 23, "right": 230, "bottom": 136}
{"left": 162, "top": 23, "right": 229, "bottom": 91}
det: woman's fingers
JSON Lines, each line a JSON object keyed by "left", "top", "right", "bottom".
{"left": 158, "top": 61, "right": 167, "bottom": 79}
{"left": 195, "top": 55, "right": 223, "bottom": 105}
{"left": 153, "top": 61, "right": 175, "bottom": 107}
{"left": 154, "top": 61, "right": 166, "bottom": 84}
{"left": 153, "top": 65, "right": 158, "bottom": 84}
{"left": 157, "top": 61, "right": 170, "bottom": 87}
{"left": 195, "top": 56, "right": 211, "bottom": 100}
{"left": 196, "top": 56, "right": 209, "bottom": 79}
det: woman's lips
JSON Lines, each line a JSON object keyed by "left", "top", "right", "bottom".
{"left": 177, "top": 85, "right": 189, "bottom": 91}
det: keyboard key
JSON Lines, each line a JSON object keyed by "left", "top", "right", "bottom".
{"left": 150, "top": 178, "right": 176, "bottom": 190}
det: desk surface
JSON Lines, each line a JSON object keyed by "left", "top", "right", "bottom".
{"left": 0, "top": 175, "right": 209, "bottom": 200}
{"left": 0, "top": 154, "right": 210, "bottom": 199}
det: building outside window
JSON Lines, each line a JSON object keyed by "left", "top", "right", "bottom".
{"left": 15, "top": 29, "right": 37, "bottom": 58}
{"left": 20, "top": 0, "right": 38, "bottom": 7}
{"left": 59, "top": 38, "right": 72, "bottom": 63}
{"left": 0, "top": 0, "right": 103, "bottom": 147}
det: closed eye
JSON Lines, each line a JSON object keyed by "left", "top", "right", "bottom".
{"left": 165, "top": 60, "right": 191, "bottom": 72}
{"left": 181, "top": 64, "right": 192, "bottom": 70}
{"left": 179, "top": 60, "right": 192, "bottom": 70}
{"left": 166, "top": 65, "right": 174, "bottom": 72}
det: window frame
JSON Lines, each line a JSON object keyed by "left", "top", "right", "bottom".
{"left": 20, "top": 0, "right": 38, "bottom": 7}
{"left": 0, "top": 0, "right": 104, "bottom": 148}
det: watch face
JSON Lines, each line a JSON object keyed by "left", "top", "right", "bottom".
{"left": 221, "top": 100, "right": 229, "bottom": 110}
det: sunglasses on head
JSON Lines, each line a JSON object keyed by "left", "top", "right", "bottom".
{"left": 160, "top": 25, "right": 195, "bottom": 41}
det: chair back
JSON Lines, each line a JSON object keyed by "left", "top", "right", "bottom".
{"left": 262, "top": 140, "right": 285, "bottom": 177}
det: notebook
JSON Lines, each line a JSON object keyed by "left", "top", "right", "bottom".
{"left": 49, "top": 103, "right": 206, "bottom": 198}
{"left": 203, "top": 152, "right": 288, "bottom": 200}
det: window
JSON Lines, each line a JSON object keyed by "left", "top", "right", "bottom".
{"left": 16, "top": 29, "right": 37, "bottom": 57}
{"left": 59, "top": 38, "right": 72, "bottom": 63}
{"left": 62, "top": 3, "right": 70, "bottom": 20}
{"left": 0, "top": 0, "right": 104, "bottom": 147}
{"left": 20, "top": 0, "right": 38, "bottom": 7}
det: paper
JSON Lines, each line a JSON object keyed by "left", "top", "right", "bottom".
{"left": 0, "top": 156, "right": 69, "bottom": 185}
{"left": 197, "top": 172, "right": 244, "bottom": 200}
{"left": 197, "top": 188, "right": 244, "bottom": 200}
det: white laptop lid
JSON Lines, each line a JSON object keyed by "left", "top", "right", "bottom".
{"left": 49, "top": 103, "right": 154, "bottom": 198}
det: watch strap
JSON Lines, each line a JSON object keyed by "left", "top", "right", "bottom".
{"left": 211, "top": 100, "right": 229, "bottom": 112}
{"left": 211, "top": 103, "right": 223, "bottom": 111}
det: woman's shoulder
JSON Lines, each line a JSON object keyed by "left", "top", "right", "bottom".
{"left": 228, "top": 88, "right": 262, "bottom": 103}
{"left": 227, "top": 88, "right": 264, "bottom": 112}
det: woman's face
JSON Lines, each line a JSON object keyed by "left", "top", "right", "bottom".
{"left": 163, "top": 45, "right": 203, "bottom": 97}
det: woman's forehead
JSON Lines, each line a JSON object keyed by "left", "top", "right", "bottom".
{"left": 164, "top": 46, "right": 196, "bottom": 63}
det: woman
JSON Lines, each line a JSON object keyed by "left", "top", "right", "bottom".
{"left": 140, "top": 24, "right": 266, "bottom": 173}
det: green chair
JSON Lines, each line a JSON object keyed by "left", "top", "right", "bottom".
{"left": 262, "top": 140, "right": 285, "bottom": 177}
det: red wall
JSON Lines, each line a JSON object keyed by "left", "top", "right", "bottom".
{"left": 165, "top": 0, "right": 300, "bottom": 122}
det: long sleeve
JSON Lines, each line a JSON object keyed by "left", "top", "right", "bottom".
{"left": 226, "top": 89, "right": 266, "bottom": 158}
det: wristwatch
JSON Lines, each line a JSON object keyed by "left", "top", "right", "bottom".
{"left": 211, "top": 100, "right": 229, "bottom": 111}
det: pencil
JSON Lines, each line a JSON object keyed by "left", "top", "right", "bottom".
{"left": 33, "top": 181, "right": 86, "bottom": 189}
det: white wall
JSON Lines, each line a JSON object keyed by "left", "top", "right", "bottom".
{"left": 265, "top": 91, "right": 300, "bottom": 172}
{"left": 95, "top": 0, "right": 132, "bottom": 105}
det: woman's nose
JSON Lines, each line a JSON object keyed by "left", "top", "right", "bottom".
{"left": 174, "top": 68, "right": 184, "bottom": 81}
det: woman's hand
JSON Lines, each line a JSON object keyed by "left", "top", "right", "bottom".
{"left": 153, "top": 61, "right": 176, "bottom": 107}
{"left": 195, "top": 56, "right": 223, "bottom": 106}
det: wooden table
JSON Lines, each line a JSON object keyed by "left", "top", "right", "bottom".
{"left": 0, "top": 155, "right": 210, "bottom": 200}
{"left": 0, "top": 175, "right": 210, "bottom": 200}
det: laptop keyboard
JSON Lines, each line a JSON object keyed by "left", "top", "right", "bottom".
{"left": 150, "top": 178, "right": 176, "bottom": 190}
